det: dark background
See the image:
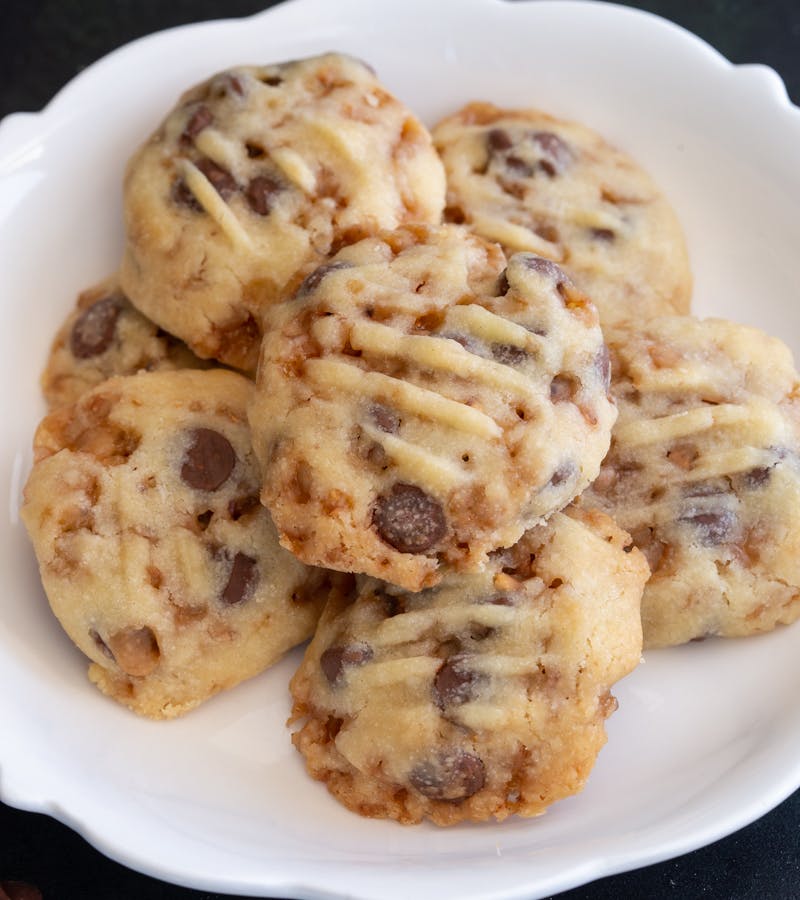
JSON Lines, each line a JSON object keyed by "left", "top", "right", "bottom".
{"left": 1, "top": 1, "right": 799, "bottom": 898}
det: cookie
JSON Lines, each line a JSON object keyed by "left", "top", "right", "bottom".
{"left": 21, "top": 369, "right": 327, "bottom": 718}
{"left": 41, "top": 276, "right": 211, "bottom": 410}
{"left": 119, "top": 53, "right": 447, "bottom": 371}
{"left": 581, "top": 315, "right": 800, "bottom": 647}
{"left": 250, "top": 224, "right": 616, "bottom": 591}
{"left": 290, "top": 506, "right": 647, "bottom": 826}
{"left": 433, "top": 102, "right": 691, "bottom": 328}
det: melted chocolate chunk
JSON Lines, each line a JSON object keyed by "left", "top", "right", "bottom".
{"left": 596, "top": 344, "right": 611, "bottom": 391}
{"left": 505, "top": 155, "right": 534, "bottom": 177}
{"left": 221, "top": 552, "right": 258, "bottom": 605}
{"left": 196, "top": 158, "right": 237, "bottom": 200}
{"left": 590, "top": 227, "right": 616, "bottom": 242}
{"left": 373, "top": 483, "right": 446, "bottom": 554}
{"left": 520, "top": 254, "right": 569, "bottom": 287}
{"left": 181, "top": 104, "right": 213, "bottom": 143}
{"left": 742, "top": 465, "right": 773, "bottom": 489}
{"left": 320, "top": 642, "right": 373, "bottom": 686}
{"left": 70, "top": 295, "right": 122, "bottom": 359}
{"left": 491, "top": 343, "right": 530, "bottom": 366}
{"left": 433, "top": 659, "right": 481, "bottom": 708}
{"left": 486, "top": 128, "right": 513, "bottom": 153}
{"left": 680, "top": 509, "right": 737, "bottom": 545}
{"left": 181, "top": 428, "right": 236, "bottom": 491}
{"left": 549, "top": 462, "right": 576, "bottom": 488}
{"left": 172, "top": 177, "right": 203, "bottom": 211}
{"left": 245, "top": 174, "right": 283, "bottom": 216}
{"left": 409, "top": 750, "right": 486, "bottom": 801}
{"left": 297, "top": 260, "right": 354, "bottom": 296}
{"left": 370, "top": 403, "right": 401, "bottom": 433}
{"left": 532, "top": 130, "right": 572, "bottom": 173}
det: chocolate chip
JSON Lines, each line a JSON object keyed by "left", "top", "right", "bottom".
{"left": 196, "top": 158, "right": 237, "bottom": 200}
{"left": 519, "top": 254, "right": 569, "bottom": 286}
{"left": 89, "top": 628, "right": 115, "bottom": 660}
{"left": 742, "top": 466, "right": 772, "bottom": 489}
{"left": 181, "top": 428, "right": 236, "bottom": 491}
{"left": 0, "top": 881, "right": 42, "bottom": 900}
{"left": 172, "top": 177, "right": 203, "bottom": 211}
{"left": 409, "top": 750, "right": 486, "bottom": 801}
{"left": 491, "top": 343, "right": 530, "bottom": 366}
{"left": 245, "top": 174, "right": 283, "bottom": 215}
{"left": 228, "top": 494, "right": 261, "bottom": 520}
{"left": 505, "top": 154, "right": 534, "bottom": 177}
{"left": 373, "top": 483, "right": 446, "bottom": 554}
{"left": 260, "top": 74, "right": 283, "bottom": 87}
{"left": 496, "top": 270, "right": 510, "bottom": 295}
{"left": 221, "top": 552, "right": 258, "bottom": 605}
{"left": 296, "top": 260, "right": 353, "bottom": 296}
{"left": 590, "top": 227, "right": 616, "bottom": 241}
{"left": 680, "top": 509, "right": 737, "bottom": 545}
{"left": 181, "top": 104, "right": 213, "bottom": 143}
{"left": 487, "top": 128, "right": 513, "bottom": 153}
{"left": 532, "top": 131, "right": 572, "bottom": 172}
{"left": 245, "top": 142, "right": 265, "bottom": 158}
{"left": 433, "top": 659, "right": 481, "bottom": 708}
{"left": 70, "top": 295, "right": 122, "bottom": 359}
{"left": 375, "top": 586, "right": 405, "bottom": 617}
{"left": 370, "top": 403, "right": 400, "bottom": 433}
{"left": 596, "top": 344, "right": 611, "bottom": 391}
{"left": 320, "top": 642, "right": 373, "bottom": 686}
{"left": 549, "top": 462, "right": 576, "bottom": 487}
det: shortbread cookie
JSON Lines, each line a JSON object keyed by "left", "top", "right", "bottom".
{"left": 120, "top": 53, "right": 446, "bottom": 371}
{"left": 21, "top": 369, "right": 326, "bottom": 718}
{"left": 250, "top": 225, "right": 616, "bottom": 591}
{"left": 581, "top": 315, "right": 800, "bottom": 647}
{"left": 42, "top": 276, "right": 210, "bottom": 410}
{"left": 290, "top": 506, "right": 647, "bottom": 825}
{"left": 433, "top": 102, "right": 691, "bottom": 327}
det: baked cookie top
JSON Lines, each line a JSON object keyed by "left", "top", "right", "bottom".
{"left": 433, "top": 102, "right": 692, "bottom": 327}
{"left": 41, "top": 275, "right": 210, "bottom": 410}
{"left": 290, "top": 506, "right": 647, "bottom": 826}
{"left": 22, "top": 369, "right": 326, "bottom": 718}
{"left": 581, "top": 315, "right": 800, "bottom": 647}
{"left": 250, "top": 224, "right": 616, "bottom": 590}
{"left": 120, "top": 53, "right": 446, "bottom": 371}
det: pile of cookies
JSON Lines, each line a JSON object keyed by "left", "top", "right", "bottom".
{"left": 21, "top": 53, "right": 800, "bottom": 826}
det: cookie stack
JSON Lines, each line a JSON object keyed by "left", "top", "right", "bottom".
{"left": 21, "top": 52, "right": 800, "bottom": 826}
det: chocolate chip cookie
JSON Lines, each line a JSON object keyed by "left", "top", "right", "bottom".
{"left": 581, "top": 315, "right": 800, "bottom": 647}
{"left": 433, "top": 102, "right": 692, "bottom": 328}
{"left": 21, "top": 369, "right": 327, "bottom": 718}
{"left": 290, "top": 506, "right": 647, "bottom": 825}
{"left": 120, "top": 53, "right": 446, "bottom": 371}
{"left": 42, "top": 276, "right": 211, "bottom": 410}
{"left": 250, "top": 224, "right": 616, "bottom": 591}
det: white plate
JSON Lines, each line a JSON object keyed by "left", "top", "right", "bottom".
{"left": 2, "top": 1, "right": 800, "bottom": 898}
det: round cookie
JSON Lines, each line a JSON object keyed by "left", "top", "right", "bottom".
{"left": 581, "top": 315, "right": 800, "bottom": 647}
{"left": 250, "top": 224, "right": 616, "bottom": 591}
{"left": 21, "top": 369, "right": 327, "bottom": 718}
{"left": 290, "top": 506, "right": 648, "bottom": 826}
{"left": 433, "top": 102, "right": 692, "bottom": 328}
{"left": 42, "top": 276, "right": 211, "bottom": 410}
{"left": 120, "top": 53, "right": 447, "bottom": 371}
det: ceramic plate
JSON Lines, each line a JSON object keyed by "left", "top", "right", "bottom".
{"left": 2, "top": 1, "right": 800, "bottom": 897}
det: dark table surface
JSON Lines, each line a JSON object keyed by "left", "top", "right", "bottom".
{"left": 2, "top": 2, "right": 799, "bottom": 898}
